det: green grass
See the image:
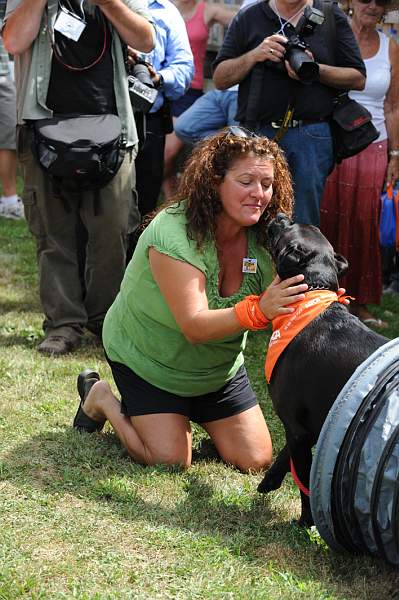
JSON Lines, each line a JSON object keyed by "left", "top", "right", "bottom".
{"left": 1, "top": 216, "right": 399, "bottom": 599}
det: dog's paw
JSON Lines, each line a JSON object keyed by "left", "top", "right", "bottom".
{"left": 291, "top": 515, "right": 314, "bottom": 528}
{"left": 257, "top": 474, "right": 283, "bottom": 494}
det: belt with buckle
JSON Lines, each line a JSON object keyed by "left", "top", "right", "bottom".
{"left": 270, "top": 118, "right": 326, "bottom": 129}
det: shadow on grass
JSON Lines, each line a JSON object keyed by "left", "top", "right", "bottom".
{"left": 0, "top": 299, "right": 41, "bottom": 313}
{"left": 2, "top": 428, "right": 398, "bottom": 597}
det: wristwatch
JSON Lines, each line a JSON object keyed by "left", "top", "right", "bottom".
{"left": 156, "top": 73, "right": 164, "bottom": 90}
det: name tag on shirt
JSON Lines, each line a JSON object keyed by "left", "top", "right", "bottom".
{"left": 242, "top": 258, "right": 257, "bottom": 274}
{"left": 54, "top": 7, "right": 86, "bottom": 42}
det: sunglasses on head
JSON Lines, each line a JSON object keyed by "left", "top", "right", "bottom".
{"left": 225, "top": 125, "right": 259, "bottom": 139}
{"left": 357, "top": 0, "right": 390, "bottom": 6}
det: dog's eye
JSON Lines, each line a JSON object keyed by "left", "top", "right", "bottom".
{"left": 285, "top": 244, "right": 309, "bottom": 260}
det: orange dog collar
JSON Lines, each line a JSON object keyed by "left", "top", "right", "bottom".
{"left": 265, "top": 290, "right": 351, "bottom": 383}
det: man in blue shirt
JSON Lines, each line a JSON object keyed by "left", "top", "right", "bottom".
{"left": 132, "top": 0, "right": 193, "bottom": 217}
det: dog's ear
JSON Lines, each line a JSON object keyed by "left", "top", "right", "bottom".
{"left": 334, "top": 253, "right": 348, "bottom": 277}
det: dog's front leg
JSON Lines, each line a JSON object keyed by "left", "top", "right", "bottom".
{"left": 289, "top": 443, "right": 314, "bottom": 527}
{"left": 257, "top": 444, "right": 290, "bottom": 494}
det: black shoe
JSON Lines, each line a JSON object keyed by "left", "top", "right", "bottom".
{"left": 86, "top": 321, "right": 103, "bottom": 338}
{"left": 38, "top": 335, "right": 80, "bottom": 356}
{"left": 73, "top": 369, "right": 105, "bottom": 432}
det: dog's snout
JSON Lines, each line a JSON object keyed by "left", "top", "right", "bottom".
{"left": 275, "top": 213, "right": 290, "bottom": 225}
{"left": 267, "top": 213, "right": 292, "bottom": 239}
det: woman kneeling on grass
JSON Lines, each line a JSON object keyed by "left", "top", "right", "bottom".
{"left": 73, "top": 127, "right": 307, "bottom": 470}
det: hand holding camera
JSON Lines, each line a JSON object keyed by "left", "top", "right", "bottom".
{"left": 263, "top": 5, "right": 325, "bottom": 85}
{"left": 254, "top": 34, "right": 287, "bottom": 64}
{"left": 126, "top": 46, "right": 159, "bottom": 113}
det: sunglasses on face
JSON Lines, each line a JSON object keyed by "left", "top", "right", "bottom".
{"left": 357, "top": 0, "right": 390, "bottom": 7}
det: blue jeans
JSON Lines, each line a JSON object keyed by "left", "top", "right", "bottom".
{"left": 175, "top": 89, "right": 238, "bottom": 145}
{"left": 257, "top": 122, "right": 334, "bottom": 227}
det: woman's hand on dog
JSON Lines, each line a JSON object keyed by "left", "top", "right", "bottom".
{"left": 259, "top": 275, "right": 308, "bottom": 320}
{"left": 337, "top": 287, "right": 350, "bottom": 306}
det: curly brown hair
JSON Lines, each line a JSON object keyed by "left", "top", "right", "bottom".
{"left": 158, "top": 128, "right": 293, "bottom": 249}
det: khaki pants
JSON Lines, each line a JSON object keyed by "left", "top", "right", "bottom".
{"left": 17, "top": 125, "right": 139, "bottom": 339}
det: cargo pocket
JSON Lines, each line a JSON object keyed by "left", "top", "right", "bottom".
{"left": 22, "top": 188, "right": 45, "bottom": 238}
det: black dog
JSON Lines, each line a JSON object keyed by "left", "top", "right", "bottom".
{"left": 258, "top": 213, "right": 388, "bottom": 526}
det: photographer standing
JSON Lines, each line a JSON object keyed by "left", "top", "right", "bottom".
{"left": 213, "top": 0, "right": 366, "bottom": 227}
{"left": 129, "top": 0, "right": 194, "bottom": 219}
{"left": 2, "top": 0, "right": 155, "bottom": 355}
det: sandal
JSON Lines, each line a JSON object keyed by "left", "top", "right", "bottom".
{"left": 361, "top": 317, "right": 389, "bottom": 330}
{"left": 73, "top": 369, "right": 105, "bottom": 432}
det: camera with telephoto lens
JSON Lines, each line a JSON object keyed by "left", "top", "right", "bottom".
{"left": 281, "top": 5, "right": 325, "bottom": 84}
{"left": 127, "top": 57, "right": 158, "bottom": 113}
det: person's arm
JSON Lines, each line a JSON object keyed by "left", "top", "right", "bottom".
{"left": 157, "top": 8, "right": 194, "bottom": 100}
{"left": 149, "top": 248, "right": 307, "bottom": 344}
{"left": 385, "top": 38, "right": 399, "bottom": 185}
{"left": 317, "top": 64, "right": 365, "bottom": 90}
{"left": 204, "top": 3, "right": 235, "bottom": 28}
{"left": 284, "top": 58, "right": 365, "bottom": 89}
{"left": 92, "top": 0, "right": 154, "bottom": 52}
{"left": 2, "top": 0, "right": 47, "bottom": 55}
{"left": 213, "top": 33, "right": 287, "bottom": 89}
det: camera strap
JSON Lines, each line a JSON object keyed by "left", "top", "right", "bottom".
{"left": 273, "top": 95, "right": 296, "bottom": 143}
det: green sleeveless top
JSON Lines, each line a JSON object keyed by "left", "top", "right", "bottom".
{"left": 103, "top": 205, "right": 273, "bottom": 396}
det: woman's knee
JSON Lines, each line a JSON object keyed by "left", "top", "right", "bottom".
{"left": 124, "top": 441, "right": 192, "bottom": 469}
{"left": 227, "top": 446, "right": 273, "bottom": 473}
{"left": 144, "top": 447, "right": 192, "bottom": 469}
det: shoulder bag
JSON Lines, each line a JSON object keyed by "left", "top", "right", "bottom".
{"left": 32, "top": 114, "right": 126, "bottom": 193}
{"left": 329, "top": 93, "right": 379, "bottom": 164}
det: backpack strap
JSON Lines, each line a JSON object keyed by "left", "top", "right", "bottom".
{"left": 243, "top": 63, "right": 264, "bottom": 131}
{"left": 320, "top": 0, "right": 337, "bottom": 65}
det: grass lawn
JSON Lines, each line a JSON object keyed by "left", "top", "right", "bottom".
{"left": 1, "top": 215, "right": 399, "bottom": 599}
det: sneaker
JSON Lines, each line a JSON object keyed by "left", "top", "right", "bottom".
{"left": 0, "top": 197, "right": 24, "bottom": 220}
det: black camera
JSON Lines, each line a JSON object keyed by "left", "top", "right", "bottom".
{"left": 282, "top": 5, "right": 325, "bottom": 84}
{"left": 127, "top": 58, "right": 158, "bottom": 113}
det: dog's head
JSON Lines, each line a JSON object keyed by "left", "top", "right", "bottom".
{"left": 267, "top": 213, "right": 348, "bottom": 290}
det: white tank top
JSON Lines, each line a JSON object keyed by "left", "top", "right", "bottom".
{"left": 349, "top": 31, "right": 391, "bottom": 142}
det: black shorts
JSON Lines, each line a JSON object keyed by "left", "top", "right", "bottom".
{"left": 106, "top": 356, "right": 258, "bottom": 424}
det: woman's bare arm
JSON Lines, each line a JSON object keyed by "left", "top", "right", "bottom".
{"left": 384, "top": 38, "right": 399, "bottom": 184}
{"left": 149, "top": 248, "right": 307, "bottom": 343}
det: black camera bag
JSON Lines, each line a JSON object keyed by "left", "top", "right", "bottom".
{"left": 32, "top": 114, "right": 125, "bottom": 192}
{"left": 329, "top": 94, "right": 379, "bottom": 164}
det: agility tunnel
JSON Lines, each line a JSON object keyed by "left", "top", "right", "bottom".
{"left": 310, "top": 337, "right": 399, "bottom": 566}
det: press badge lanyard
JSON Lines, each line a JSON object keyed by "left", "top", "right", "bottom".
{"left": 49, "top": 0, "right": 108, "bottom": 71}
{"left": 54, "top": 0, "right": 86, "bottom": 42}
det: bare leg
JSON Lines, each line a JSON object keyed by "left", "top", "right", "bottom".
{"left": 0, "top": 149, "right": 18, "bottom": 197}
{"left": 82, "top": 380, "right": 192, "bottom": 467}
{"left": 202, "top": 405, "right": 273, "bottom": 472}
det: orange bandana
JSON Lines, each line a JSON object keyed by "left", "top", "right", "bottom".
{"left": 265, "top": 290, "right": 351, "bottom": 383}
